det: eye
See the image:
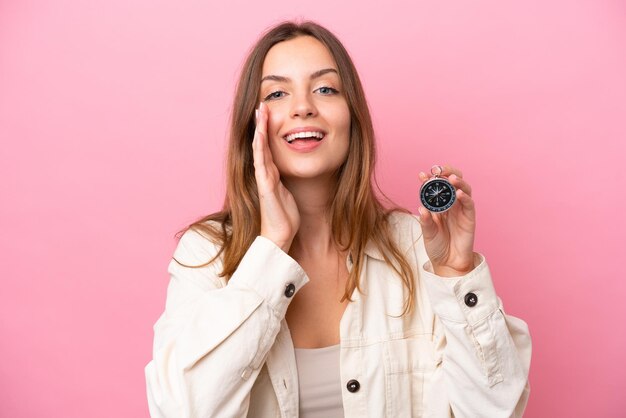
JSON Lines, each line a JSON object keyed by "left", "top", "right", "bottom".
{"left": 263, "top": 90, "right": 287, "bottom": 101}
{"left": 315, "top": 86, "right": 339, "bottom": 95}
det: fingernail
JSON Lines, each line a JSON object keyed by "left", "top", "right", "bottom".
{"left": 255, "top": 109, "right": 259, "bottom": 121}
{"left": 259, "top": 102, "right": 264, "bottom": 110}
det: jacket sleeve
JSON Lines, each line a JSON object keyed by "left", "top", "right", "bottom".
{"left": 145, "top": 229, "right": 309, "bottom": 417}
{"left": 418, "top": 246, "right": 531, "bottom": 417}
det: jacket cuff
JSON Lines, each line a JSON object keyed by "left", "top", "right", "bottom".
{"left": 421, "top": 253, "right": 499, "bottom": 325}
{"left": 228, "top": 236, "right": 309, "bottom": 318}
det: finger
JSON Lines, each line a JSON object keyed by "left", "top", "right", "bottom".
{"left": 257, "top": 102, "right": 275, "bottom": 168}
{"left": 256, "top": 102, "right": 268, "bottom": 139}
{"left": 253, "top": 105, "right": 267, "bottom": 175}
{"left": 417, "top": 206, "right": 437, "bottom": 239}
{"left": 442, "top": 164, "right": 463, "bottom": 179}
{"left": 456, "top": 189, "right": 476, "bottom": 218}
{"left": 418, "top": 171, "right": 428, "bottom": 184}
{"left": 449, "top": 174, "right": 472, "bottom": 197}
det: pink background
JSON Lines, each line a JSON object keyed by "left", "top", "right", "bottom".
{"left": 1, "top": 0, "right": 625, "bottom": 416}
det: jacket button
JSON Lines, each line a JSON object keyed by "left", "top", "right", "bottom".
{"left": 284, "top": 283, "right": 296, "bottom": 298}
{"left": 346, "top": 379, "right": 360, "bottom": 393}
{"left": 464, "top": 292, "right": 478, "bottom": 307}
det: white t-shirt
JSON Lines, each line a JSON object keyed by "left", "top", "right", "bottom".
{"left": 294, "top": 344, "right": 344, "bottom": 417}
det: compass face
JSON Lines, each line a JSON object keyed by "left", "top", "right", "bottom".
{"left": 419, "top": 178, "right": 456, "bottom": 212}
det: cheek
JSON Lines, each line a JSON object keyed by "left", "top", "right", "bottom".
{"left": 266, "top": 110, "right": 283, "bottom": 138}
{"left": 265, "top": 111, "right": 285, "bottom": 156}
{"left": 338, "top": 107, "right": 351, "bottom": 158}
{"left": 335, "top": 105, "right": 351, "bottom": 137}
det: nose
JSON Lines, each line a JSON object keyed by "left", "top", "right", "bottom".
{"left": 290, "top": 91, "right": 317, "bottom": 119}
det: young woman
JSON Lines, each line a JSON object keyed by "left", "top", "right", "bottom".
{"left": 145, "top": 21, "right": 531, "bottom": 418}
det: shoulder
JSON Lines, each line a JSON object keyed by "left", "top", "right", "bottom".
{"left": 173, "top": 220, "right": 225, "bottom": 268}
{"left": 386, "top": 210, "right": 424, "bottom": 252}
{"left": 365, "top": 209, "right": 423, "bottom": 260}
{"left": 165, "top": 220, "right": 227, "bottom": 301}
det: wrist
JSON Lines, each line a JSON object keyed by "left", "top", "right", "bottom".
{"left": 431, "top": 257, "right": 475, "bottom": 277}
{"left": 279, "top": 242, "right": 292, "bottom": 253}
{"left": 261, "top": 234, "right": 292, "bottom": 253}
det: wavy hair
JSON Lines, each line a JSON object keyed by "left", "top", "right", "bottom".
{"left": 176, "top": 20, "right": 416, "bottom": 316}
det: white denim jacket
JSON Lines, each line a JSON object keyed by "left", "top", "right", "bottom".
{"left": 145, "top": 212, "right": 531, "bottom": 417}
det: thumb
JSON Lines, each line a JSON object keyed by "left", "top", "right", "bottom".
{"left": 417, "top": 207, "right": 437, "bottom": 241}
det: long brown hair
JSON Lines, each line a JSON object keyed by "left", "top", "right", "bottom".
{"left": 176, "top": 20, "right": 416, "bottom": 316}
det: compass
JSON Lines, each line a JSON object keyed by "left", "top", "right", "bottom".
{"left": 419, "top": 165, "right": 456, "bottom": 213}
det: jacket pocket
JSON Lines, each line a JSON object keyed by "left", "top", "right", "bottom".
{"left": 383, "top": 336, "right": 439, "bottom": 417}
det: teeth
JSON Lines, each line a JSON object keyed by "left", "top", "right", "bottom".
{"left": 285, "top": 131, "right": 325, "bottom": 143}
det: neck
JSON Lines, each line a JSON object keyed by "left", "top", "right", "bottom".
{"left": 283, "top": 175, "right": 339, "bottom": 259}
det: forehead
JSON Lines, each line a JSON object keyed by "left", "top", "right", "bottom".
{"left": 262, "top": 36, "right": 338, "bottom": 75}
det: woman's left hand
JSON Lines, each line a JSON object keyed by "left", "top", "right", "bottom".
{"left": 418, "top": 165, "right": 476, "bottom": 277}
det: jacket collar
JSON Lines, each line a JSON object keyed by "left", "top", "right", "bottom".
{"left": 346, "top": 239, "right": 384, "bottom": 273}
{"left": 363, "top": 239, "right": 385, "bottom": 261}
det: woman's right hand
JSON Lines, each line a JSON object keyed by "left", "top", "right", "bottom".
{"left": 252, "top": 102, "right": 300, "bottom": 253}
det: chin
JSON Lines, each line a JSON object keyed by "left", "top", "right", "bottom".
{"left": 279, "top": 164, "right": 336, "bottom": 180}
{"left": 282, "top": 169, "right": 327, "bottom": 180}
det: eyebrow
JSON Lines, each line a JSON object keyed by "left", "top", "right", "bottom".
{"left": 260, "top": 68, "right": 338, "bottom": 83}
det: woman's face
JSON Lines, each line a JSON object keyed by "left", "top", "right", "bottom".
{"left": 259, "top": 36, "right": 351, "bottom": 181}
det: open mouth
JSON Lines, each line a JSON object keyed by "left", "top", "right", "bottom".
{"left": 283, "top": 131, "right": 325, "bottom": 144}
